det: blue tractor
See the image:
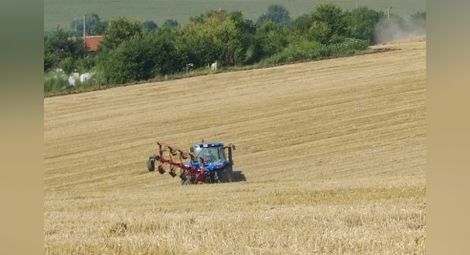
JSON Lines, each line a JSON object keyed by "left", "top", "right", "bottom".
{"left": 147, "top": 141, "right": 236, "bottom": 185}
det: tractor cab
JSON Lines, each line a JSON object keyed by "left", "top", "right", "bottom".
{"left": 186, "top": 142, "right": 235, "bottom": 173}
{"left": 190, "top": 142, "right": 226, "bottom": 163}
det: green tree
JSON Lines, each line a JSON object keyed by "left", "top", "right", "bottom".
{"left": 255, "top": 20, "right": 288, "bottom": 58}
{"left": 143, "top": 20, "right": 158, "bottom": 32}
{"left": 44, "top": 27, "right": 86, "bottom": 72}
{"left": 292, "top": 14, "right": 314, "bottom": 34}
{"left": 59, "top": 57, "right": 75, "bottom": 74}
{"left": 178, "top": 10, "right": 253, "bottom": 67}
{"left": 76, "top": 55, "right": 97, "bottom": 73}
{"left": 257, "top": 5, "right": 291, "bottom": 27}
{"left": 227, "top": 11, "right": 258, "bottom": 64}
{"left": 344, "top": 7, "right": 381, "bottom": 43}
{"left": 98, "top": 30, "right": 182, "bottom": 84}
{"left": 162, "top": 19, "right": 179, "bottom": 29}
{"left": 310, "top": 4, "right": 347, "bottom": 44}
{"left": 100, "top": 17, "right": 143, "bottom": 51}
{"left": 44, "top": 50, "right": 55, "bottom": 71}
{"left": 149, "top": 29, "right": 183, "bottom": 74}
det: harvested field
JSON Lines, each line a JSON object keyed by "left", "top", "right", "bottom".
{"left": 44, "top": 39, "right": 426, "bottom": 254}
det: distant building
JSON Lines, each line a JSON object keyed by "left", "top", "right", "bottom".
{"left": 83, "top": 36, "right": 105, "bottom": 52}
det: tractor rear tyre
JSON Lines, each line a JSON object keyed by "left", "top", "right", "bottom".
{"left": 209, "top": 171, "right": 220, "bottom": 183}
{"left": 147, "top": 157, "right": 155, "bottom": 172}
{"left": 220, "top": 166, "right": 233, "bottom": 183}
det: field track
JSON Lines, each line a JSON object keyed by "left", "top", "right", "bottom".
{"left": 44, "top": 39, "right": 426, "bottom": 254}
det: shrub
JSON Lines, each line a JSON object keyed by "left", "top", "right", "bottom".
{"left": 76, "top": 55, "right": 97, "bottom": 73}
{"left": 344, "top": 7, "right": 382, "bottom": 43}
{"left": 260, "top": 38, "right": 368, "bottom": 65}
{"left": 177, "top": 10, "right": 254, "bottom": 67}
{"left": 322, "top": 38, "right": 369, "bottom": 57}
{"left": 261, "top": 40, "right": 322, "bottom": 65}
{"left": 58, "top": 57, "right": 75, "bottom": 74}
{"left": 44, "top": 71, "right": 68, "bottom": 93}
{"left": 97, "top": 30, "right": 182, "bottom": 84}
{"left": 254, "top": 20, "right": 289, "bottom": 58}
{"left": 44, "top": 27, "right": 86, "bottom": 72}
{"left": 100, "top": 17, "right": 143, "bottom": 51}
{"left": 310, "top": 4, "right": 348, "bottom": 44}
{"left": 143, "top": 20, "right": 158, "bottom": 32}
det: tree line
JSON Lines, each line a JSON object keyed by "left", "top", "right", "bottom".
{"left": 44, "top": 4, "right": 426, "bottom": 93}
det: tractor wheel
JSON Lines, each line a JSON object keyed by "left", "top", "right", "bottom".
{"left": 147, "top": 157, "right": 155, "bottom": 172}
{"left": 209, "top": 171, "right": 220, "bottom": 183}
{"left": 221, "top": 166, "right": 233, "bottom": 183}
{"left": 225, "top": 171, "right": 233, "bottom": 183}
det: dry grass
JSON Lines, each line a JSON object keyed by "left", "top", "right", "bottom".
{"left": 44, "top": 40, "right": 426, "bottom": 254}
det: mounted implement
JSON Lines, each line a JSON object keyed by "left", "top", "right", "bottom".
{"left": 147, "top": 141, "right": 236, "bottom": 185}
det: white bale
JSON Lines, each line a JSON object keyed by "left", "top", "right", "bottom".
{"left": 68, "top": 72, "right": 80, "bottom": 86}
{"left": 79, "top": 72, "right": 94, "bottom": 83}
{"left": 68, "top": 76, "right": 76, "bottom": 86}
{"left": 54, "top": 68, "right": 65, "bottom": 74}
{"left": 210, "top": 61, "right": 218, "bottom": 71}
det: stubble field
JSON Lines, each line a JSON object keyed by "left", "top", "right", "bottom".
{"left": 44, "top": 39, "right": 426, "bottom": 254}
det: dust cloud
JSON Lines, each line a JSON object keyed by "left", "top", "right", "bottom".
{"left": 374, "top": 15, "right": 426, "bottom": 43}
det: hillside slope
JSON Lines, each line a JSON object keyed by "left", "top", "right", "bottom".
{"left": 44, "top": 40, "right": 426, "bottom": 254}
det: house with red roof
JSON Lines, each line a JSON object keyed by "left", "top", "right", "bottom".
{"left": 83, "top": 36, "right": 105, "bottom": 52}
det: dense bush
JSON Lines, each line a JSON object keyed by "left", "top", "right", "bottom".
{"left": 75, "top": 55, "right": 97, "bottom": 73}
{"left": 100, "top": 17, "right": 143, "bottom": 51}
{"left": 322, "top": 38, "right": 369, "bottom": 57}
{"left": 177, "top": 10, "right": 256, "bottom": 67}
{"left": 143, "top": 20, "right": 158, "bottom": 32}
{"left": 261, "top": 38, "right": 368, "bottom": 65}
{"left": 254, "top": 20, "right": 288, "bottom": 58}
{"left": 309, "top": 4, "right": 348, "bottom": 44}
{"left": 44, "top": 28, "right": 86, "bottom": 72}
{"left": 261, "top": 40, "right": 323, "bottom": 65}
{"left": 162, "top": 19, "right": 179, "bottom": 28}
{"left": 44, "top": 70, "right": 68, "bottom": 93}
{"left": 344, "top": 7, "right": 383, "bottom": 43}
{"left": 97, "top": 30, "right": 182, "bottom": 84}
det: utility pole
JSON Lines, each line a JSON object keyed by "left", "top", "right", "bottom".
{"left": 83, "top": 15, "right": 86, "bottom": 39}
{"left": 387, "top": 6, "right": 392, "bottom": 21}
{"left": 355, "top": 0, "right": 358, "bottom": 9}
